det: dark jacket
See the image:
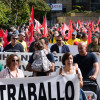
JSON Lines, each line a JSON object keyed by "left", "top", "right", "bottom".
{"left": 50, "top": 44, "right": 70, "bottom": 53}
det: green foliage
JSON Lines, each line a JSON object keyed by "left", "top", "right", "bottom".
{"left": 28, "top": 0, "right": 50, "bottom": 20}
{"left": 73, "top": 5, "right": 82, "bottom": 10}
{"left": 95, "top": 10, "right": 100, "bottom": 13}
{"left": 0, "top": 1, "right": 11, "bottom": 28}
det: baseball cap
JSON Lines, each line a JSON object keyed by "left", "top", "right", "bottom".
{"left": 72, "top": 31, "right": 77, "bottom": 35}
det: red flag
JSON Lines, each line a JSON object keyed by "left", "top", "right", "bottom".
{"left": 94, "top": 26, "right": 99, "bottom": 32}
{"left": 87, "top": 28, "right": 92, "bottom": 45}
{"left": 42, "top": 14, "right": 48, "bottom": 37}
{"left": 68, "top": 20, "right": 73, "bottom": 40}
{"left": 0, "top": 28, "right": 9, "bottom": 48}
{"left": 35, "top": 19, "right": 42, "bottom": 34}
{"left": 28, "top": 6, "right": 34, "bottom": 43}
{"left": 61, "top": 23, "right": 69, "bottom": 37}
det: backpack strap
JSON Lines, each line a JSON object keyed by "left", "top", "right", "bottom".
{"left": 59, "top": 68, "right": 62, "bottom": 75}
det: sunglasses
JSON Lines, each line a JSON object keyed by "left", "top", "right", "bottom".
{"left": 13, "top": 38, "right": 18, "bottom": 40}
{"left": 91, "top": 37, "right": 95, "bottom": 39}
{"left": 57, "top": 40, "right": 61, "bottom": 41}
{"left": 12, "top": 59, "right": 19, "bottom": 62}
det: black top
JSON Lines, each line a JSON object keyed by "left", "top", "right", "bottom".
{"left": 3, "top": 43, "right": 24, "bottom": 52}
{"left": 29, "top": 41, "right": 35, "bottom": 52}
{"left": 73, "top": 52, "right": 98, "bottom": 79}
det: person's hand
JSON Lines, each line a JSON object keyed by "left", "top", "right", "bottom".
{"left": 96, "top": 52, "right": 100, "bottom": 55}
{"left": 53, "top": 51, "right": 57, "bottom": 55}
{"left": 89, "top": 75, "right": 96, "bottom": 80}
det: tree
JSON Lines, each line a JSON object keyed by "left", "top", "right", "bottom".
{"left": 28, "top": 0, "right": 50, "bottom": 22}
{"left": 0, "top": 1, "right": 11, "bottom": 28}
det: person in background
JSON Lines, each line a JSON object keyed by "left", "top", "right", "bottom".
{"left": 0, "top": 54, "right": 24, "bottom": 78}
{"left": 0, "top": 37, "right": 3, "bottom": 52}
{"left": 3, "top": 34, "right": 24, "bottom": 52}
{"left": 29, "top": 33, "right": 42, "bottom": 52}
{"left": 79, "top": 33, "right": 88, "bottom": 45}
{"left": 87, "top": 35, "right": 100, "bottom": 52}
{"left": 50, "top": 34, "right": 70, "bottom": 54}
{"left": 67, "top": 31, "right": 80, "bottom": 45}
{"left": 26, "top": 37, "right": 55, "bottom": 76}
{"left": 17, "top": 33, "right": 27, "bottom": 52}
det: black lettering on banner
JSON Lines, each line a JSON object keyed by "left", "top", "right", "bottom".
{"left": 39, "top": 83, "right": 47, "bottom": 100}
{"left": 0, "top": 85, "right": 6, "bottom": 100}
{"left": 54, "top": 56, "right": 58, "bottom": 62}
{"left": 28, "top": 83, "right": 37, "bottom": 100}
{"left": 3, "top": 54, "right": 8, "bottom": 60}
{"left": 65, "top": 81, "right": 74, "bottom": 100}
{"left": 7, "top": 84, "right": 16, "bottom": 100}
{"left": 48, "top": 82, "right": 56, "bottom": 100}
{"left": 18, "top": 84, "right": 26, "bottom": 100}
{"left": 59, "top": 56, "right": 62, "bottom": 62}
{"left": 56, "top": 82, "right": 64, "bottom": 100}
{"left": 21, "top": 65, "right": 26, "bottom": 71}
{"left": 21, "top": 55, "right": 28, "bottom": 61}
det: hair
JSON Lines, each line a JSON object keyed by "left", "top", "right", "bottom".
{"left": 40, "top": 37, "right": 49, "bottom": 44}
{"left": 7, "top": 34, "right": 13, "bottom": 42}
{"left": 34, "top": 41, "right": 44, "bottom": 50}
{"left": 62, "top": 52, "right": 73, "bottom": 65}
{"left": 81, "top": 33, "right": 87, "bottom": 39}
{"left": 57, "top": 34, "right": 63, "bottom": 39}
{"left": 11, "top": 34, "right": 18, "bottom": 39}
{"left": 6, "top": 54, "right": 21, "bottom": 68}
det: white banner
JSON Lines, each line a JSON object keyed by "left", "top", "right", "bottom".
{"left": 0, "top": 75, "right": 80, "bottom": 100}
{"left": 51, "top": 4, "right": 62, "bottom": 11}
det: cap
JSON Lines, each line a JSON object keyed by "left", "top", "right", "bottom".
{"left": 72, "top": 31, "right": 77, "bottom": 35}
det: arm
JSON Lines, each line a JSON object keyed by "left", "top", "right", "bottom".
{"left": 89, "top": 62, "right": 99, "bottom": 80}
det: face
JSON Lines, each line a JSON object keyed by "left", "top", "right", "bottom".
{"left": 72, "top": 34, "right": 76, "bottom": 39}
{"left": 83, "top": 35, "right": 88, "bottom": 41}
{"left": 11, "top": 56, "right": 19, "bottom": 69}
{"left": 78, "top": 43, "right": 87, "bottom": 56}
{"left": 56, "top": 37, "right": 62, "bottom": 46}
{"left": 40, "top": 39, "right": 46, "bottom": 49}
{"left": 65, "top": 55, "right": 73, "bottom": 65}
{"left": 20, "top": 34, "right": 25, "bottom": 40}
{"left": 11, "top": 36, "right": 18, "bottom": 45}
{"left": 92, "top": 37, "right": 98, "bottom": 45}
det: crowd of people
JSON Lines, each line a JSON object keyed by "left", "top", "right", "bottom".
{"left": 0, "top": 21, "right": 100, "bottom": 100}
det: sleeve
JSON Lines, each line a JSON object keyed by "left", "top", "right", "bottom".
{"left": 47, "top": 53, "right": 55, "bottom": 63}
{"left": 92, "top": 53, "right": 98, "bottom": 63}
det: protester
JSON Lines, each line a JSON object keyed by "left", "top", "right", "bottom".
{"left": 0, "top": 54, "right": 24, "bottom": 78}
{"left": 17, "top": 33, "right": 27, "bottom": 52}
{"left": 54, "top": 52, "right": 87, "bottom": 100}
{"left": 67, "top": 31, "right": 80, "bottom": 45}
{"left": 31, "top": 41, "right": 52, "bottom": 76}
{"left": 26, "top": 37, "right": 55, "bottom": 76}
{"left": 3, "top": 34, "right": 24, "bottom": 52}
{"left": 87, "top": 35, "right": 100, "bottom": 52}
{"left": 29, "top": 33, "right": 41, "bottom": 52}
{"left": 74, "top": 42, "right": 100, "bottom": 99}
{"left": 50, "top": 34, "right": 70, "bottom": 54}
{"left": 79, "top": 33, "right": 88, "bottom": 45}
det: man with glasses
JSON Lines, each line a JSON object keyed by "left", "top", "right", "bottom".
{"left": 17, "top": 33, "right": 27, "bottom": 52}
{"left": 50, "top": 34, "right": 70, "bottom": 54}
{"left": 67, "top": 31, "right": 80, "bottom": 45}
{"left": 87, "top": 35, "right": 100, "bottom": 52}
{"left": 3, "top": 34, "right": 24, "bottom": 52}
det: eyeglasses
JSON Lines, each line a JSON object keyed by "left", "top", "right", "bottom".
{"left": 57, "top": 40, "right": 61, "bottom": 41}
{"left": 12, "top": 38, "right": 18, "bottom": 40}
{"left": 12, "top": 59, "right": 19, "bottom": 62}
{"left": 91, "top": 37, "right": 95, "bottom": 39}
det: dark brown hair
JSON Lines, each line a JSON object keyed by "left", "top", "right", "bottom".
{"left": 62, "top": 52, "right": 73, "bottom": 65}
{"left": 34, "top": 41, "right": 44, "bottom": 50}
